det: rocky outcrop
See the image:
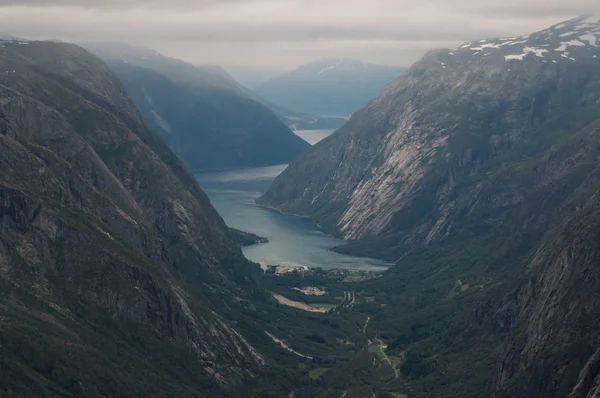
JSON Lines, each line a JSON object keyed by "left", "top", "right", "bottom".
{"left": 491, "top": 198, "right": 600, "bottom": 398}
{"left": 0, "top": 40, "right": 264, "bottom": 397}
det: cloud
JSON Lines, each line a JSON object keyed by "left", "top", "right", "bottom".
{"left": 0, "top": 0, "right": 597, "bottom": 68}
{"left": 0, "top": 0, "right": 249, "bottom": 10}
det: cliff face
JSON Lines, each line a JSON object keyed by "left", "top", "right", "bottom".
{"left": 259, "top": 16, "right": 600, "bottom": 397}
{"left": 259, "top": 16, "right": 600, "bottom": 258}
{"left": 491, "top": 196, "right": 600, "bottom": 398}
{"left": 0, "top": 40, "right": 264, "bottom": 397}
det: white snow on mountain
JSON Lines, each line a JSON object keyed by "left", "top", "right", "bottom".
{"left": 452, "top": 15, "right": 600, "bottom": 63}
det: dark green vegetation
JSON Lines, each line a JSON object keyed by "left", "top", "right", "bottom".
{"left": 256, "top": 58, "right": 405, "bottom": 116}
{"left": 0, "top": 40, "right": 273, "bottom": 397}
{"left": 259, "top": 16, "right": 600, "bottom": 397}
{"left": 83, "top": 42, "right": 309, "bottom": 171}
{"left": 229, "top": 228, "right": 269, "bottom": 247}
{"left": 0, "top": 39, "right": 429, "bottom": 398}
{"left": 6, "top": 17, "right": 600, "bottom": 398}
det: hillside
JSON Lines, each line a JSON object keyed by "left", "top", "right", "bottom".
{"left": 259, "top": 15, "right": 600, "bottom": 397}
{"left": 83, "top": 43, "right": 310, "bottom": 171}
{"left": 0, "top": 39, "right": 266, "bottom": 397}
{"left": 260, "top": 15, "right": 600, "bottom": 254}
{"left": 255, "top": 58, "right": 405, "bottom": 116}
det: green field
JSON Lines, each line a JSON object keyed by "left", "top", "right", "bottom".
{"left": 308, "top": 367, "right": 329, "bottom": 380}
{"left": 368, "top": 342, "right": 386, "bottom": 360}
{"left": 389, "top": 393, "right": 408, "bottom": 398}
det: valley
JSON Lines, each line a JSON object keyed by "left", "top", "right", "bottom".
{"left": 195, "top": 157, "right": 391, "bottom": 271}
{"left": 1, "top": 8, "right": 600, "bottom": 398}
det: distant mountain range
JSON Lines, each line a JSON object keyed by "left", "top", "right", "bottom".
{"left": 255, "top": 58, "right": 406, "bottom": 116}
{"left": 82, "top": 42, "right": 310, "bottom": 171}
{"left": 224, "top": 65, "right": 283, "bottom": 89}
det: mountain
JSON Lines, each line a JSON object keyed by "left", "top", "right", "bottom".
{"left": 224, "top": 65, "right": 283, "bottom": 89}
{"left": 260, "top": 15, "right": 600, "bottom": 397}
{"left": 0, "top": 34, "right": 24, "bottom": 41}
{"left": 82, "top": 43, "right": 310, "bottom": 171}
{"left": 0, "top": 40, "right": 266, "bottom": 397}
{"left": 255, "top": 58, "right": 406, "bottom": 116}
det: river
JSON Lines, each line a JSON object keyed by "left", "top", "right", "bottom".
{"left": 195, "top": 129, "right": 390, "bottom": 271}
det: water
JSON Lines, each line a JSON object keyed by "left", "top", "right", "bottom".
{"left": 294, "top": 129, "right": 336, "bottom": 145}
{"left": 196, "top": 142, "right": 390, "bottom": 271}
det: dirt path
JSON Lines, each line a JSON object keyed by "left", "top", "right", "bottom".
{"left": 271, "top": 293, "right": 330, "bottom": 313}
{"left": 266, "top": 331, "right": 313, "bottom": 359}
{"left": 361, "top": 314, "right": 399, "bottom": 379}
{"left": 363, "top": 316, "right": 371, "bottom": 333}
{"left": 374, "top": 338, "right": 399, "bottom": 379}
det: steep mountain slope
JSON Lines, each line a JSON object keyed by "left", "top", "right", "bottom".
{"left": 82, "top": 43, "right": 309, "bottom": 171}
{"left": 0, "top": 40, "right": 265, "bottom": 397}
{"left": 492, "top": 189, "right": 600, "bottom": 398}
{"left": 259, "top": 16, "right": 600, "bottom": 397}
{"left": 260, "top": 15, "right": 600, "bottom": 258}
{"left": 255, "top": 58, "right": 405, "bottom": 116}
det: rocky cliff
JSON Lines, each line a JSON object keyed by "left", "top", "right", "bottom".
{"left": 259, "top": 16, "right": 600, "bottom": 397}
{"left": 0, "top": 40, "right": 264, "bottom": 397}
{"left": 260, "top": 15, "right": 600, "bottom": 259}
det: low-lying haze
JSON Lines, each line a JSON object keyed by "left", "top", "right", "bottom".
{"left": 0, "top": 0, "right": 598, "bottom": 69}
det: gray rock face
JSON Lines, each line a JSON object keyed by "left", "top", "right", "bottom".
{"left": 260, "top": 16, "right": 600, "bottom": 254}
{"left": 0, "top": 40, "right": 264, "bottom": 396}
{"left": 259, "top": 16, "right": 600, "bottom": 397}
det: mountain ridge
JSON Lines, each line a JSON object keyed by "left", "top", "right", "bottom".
{"left": 82, "top": 42, "right": 310, "bottom": 171}
{"left": 256, "top": 16, "right": 600, "bottom": 396}
{"left": 255, "top": 57, "right": 405, "bottom": 116}
{"left": 259, "top": 15, "right": 600, "bottom": 251}
{"left": 0, "top": 39, "right": 267, "bottom": 397}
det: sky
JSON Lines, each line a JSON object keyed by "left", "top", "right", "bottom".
{"left": 0, "top": 0, "right": 599, "bottom": 71}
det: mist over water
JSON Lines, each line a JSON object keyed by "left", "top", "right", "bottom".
{"left": 196, "top": 130, "right": 390, "bottom": 271}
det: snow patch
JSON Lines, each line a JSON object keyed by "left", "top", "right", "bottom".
{"left": 562, "top": 39, "right": 586, "bottom": 47}
{"left": 561, "top": 53, "right": 576, "bottom": 61}
{"left": 318, "top": 58, "right": 343, "bottom": 74}
{"left": 470, "top": 42, "right": 502, "bottom": 51}
{"left": 504, "top": 47, "right": 548, "bottom": 61}
{"left": 580, "top": 34, "right": 598, "bottom": 46}
{"left": 505, "top": 39, "right": 529, "bottom": 46}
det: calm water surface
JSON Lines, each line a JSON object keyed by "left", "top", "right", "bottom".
{"left": 196, "top": 130, "right": 390, "bottom": 271}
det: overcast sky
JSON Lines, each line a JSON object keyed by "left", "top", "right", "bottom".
{"left": 0, "top": 0, "right": 599, "bottom": 70}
